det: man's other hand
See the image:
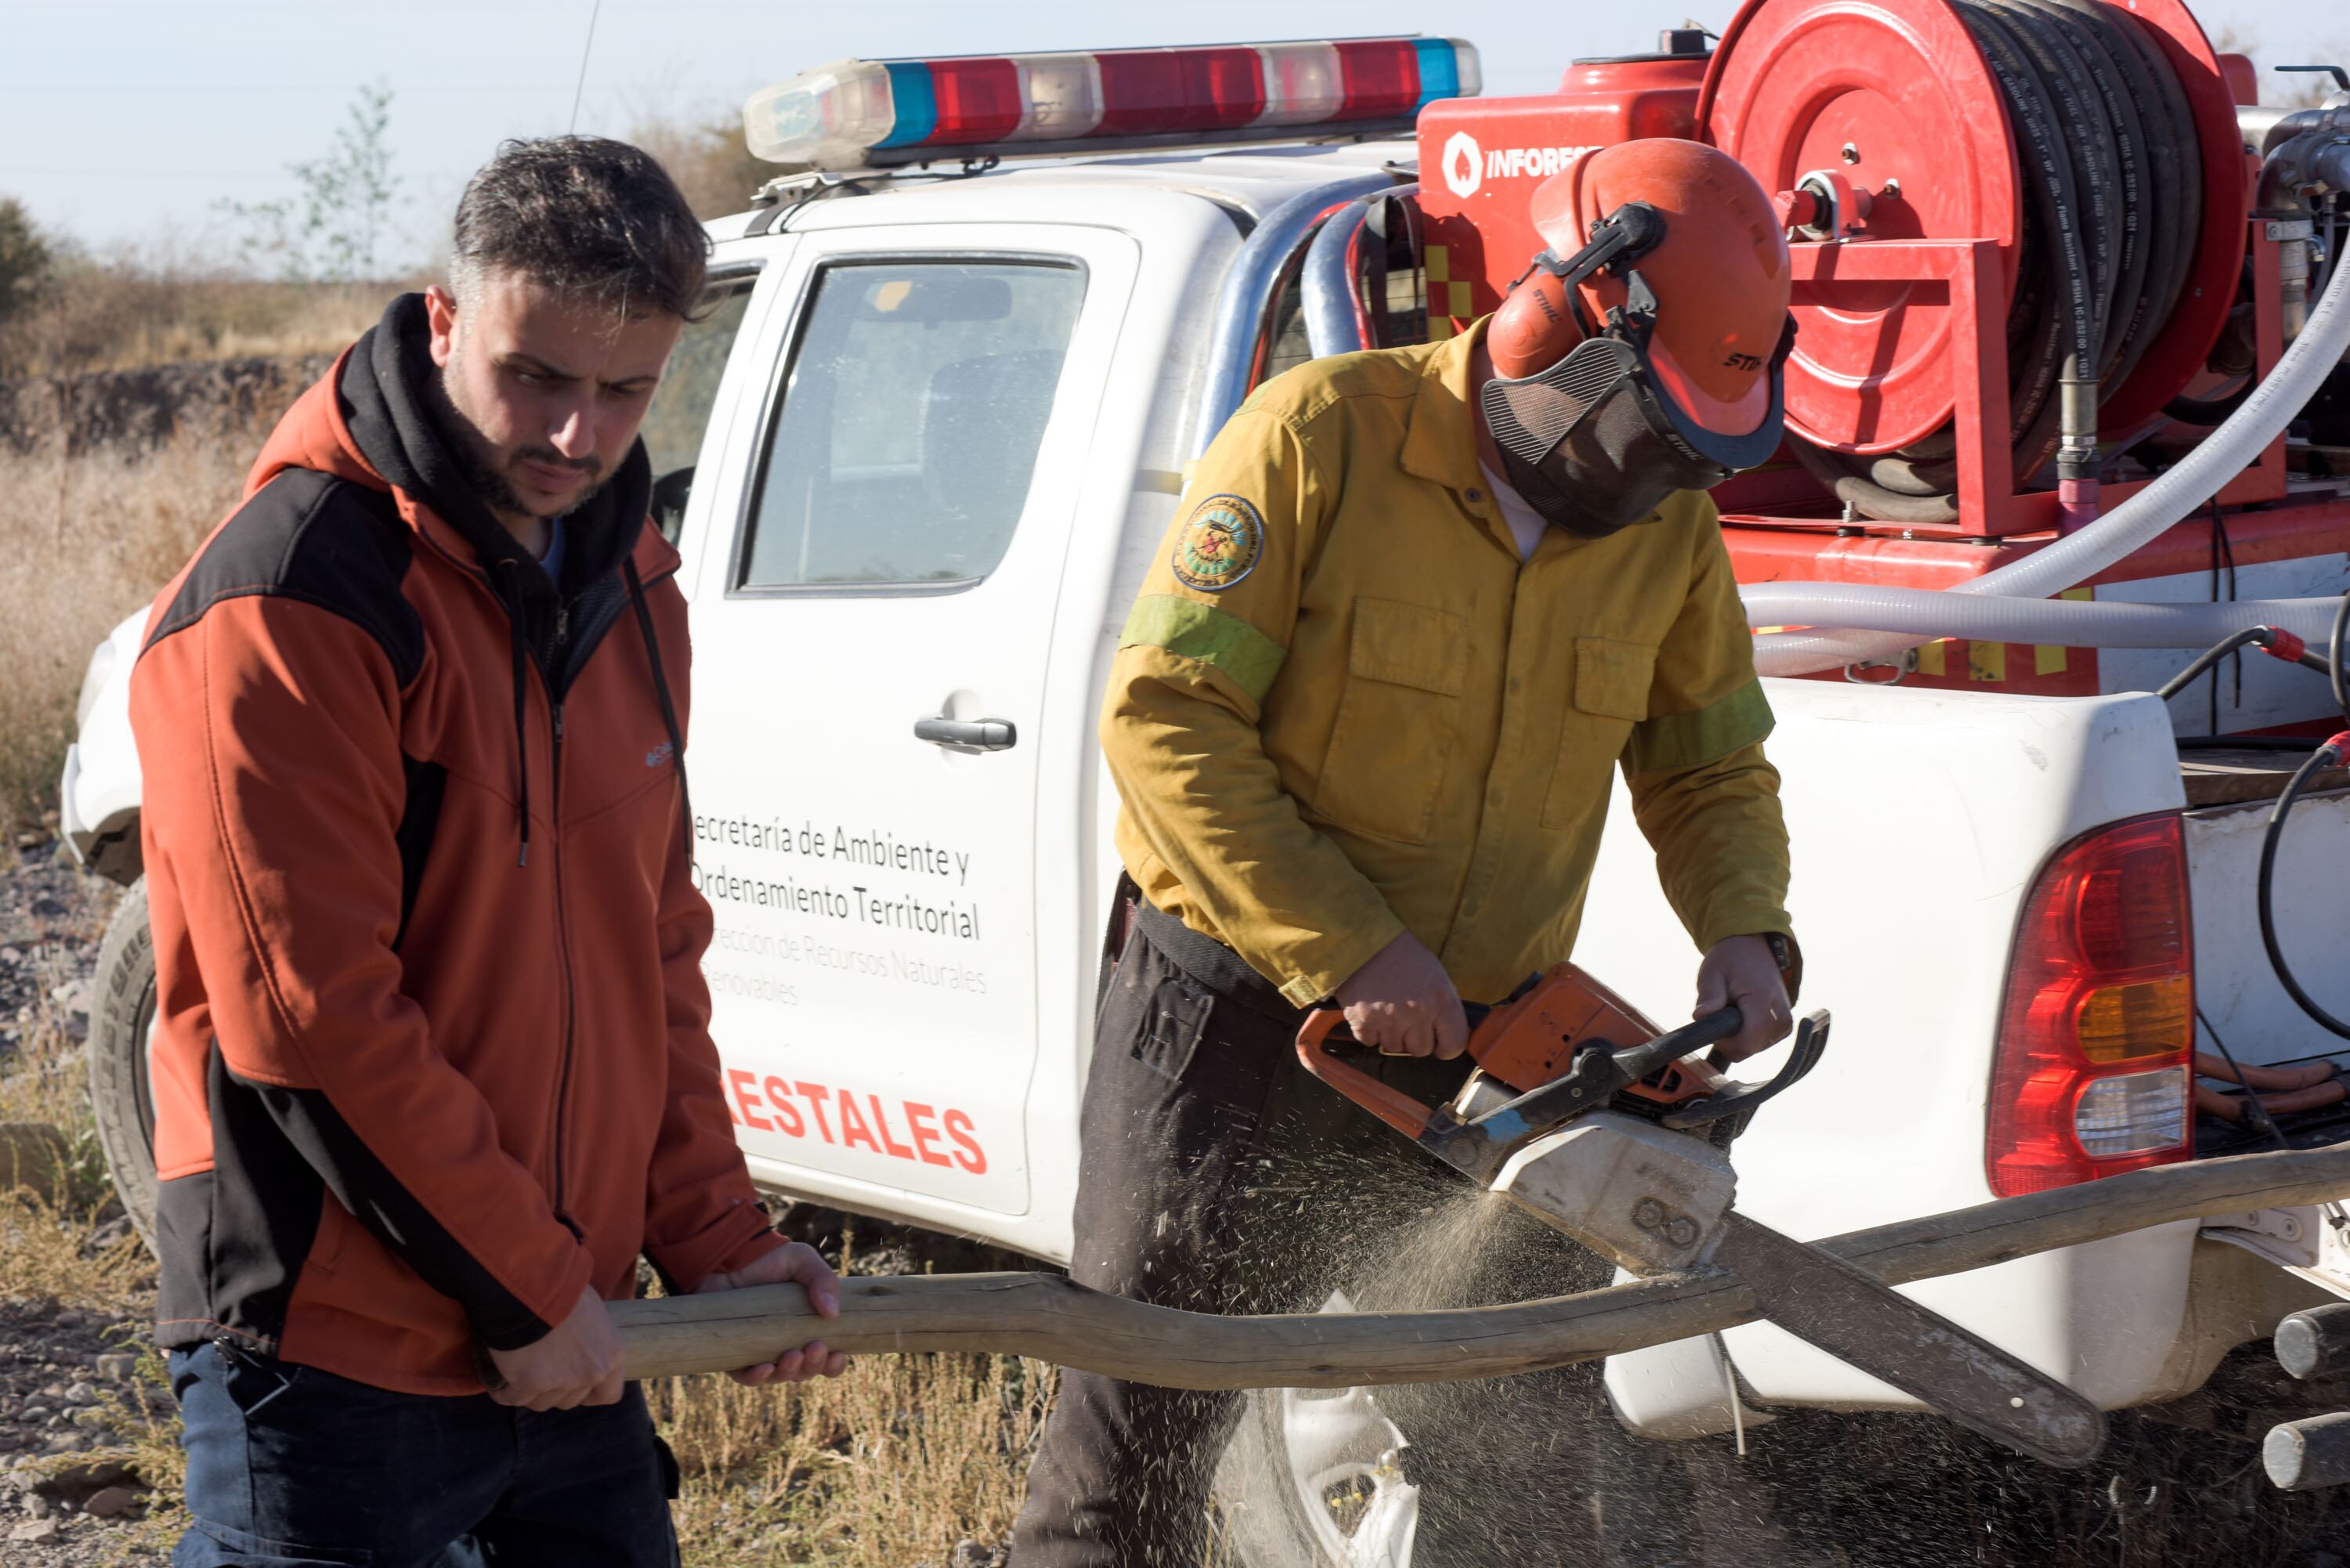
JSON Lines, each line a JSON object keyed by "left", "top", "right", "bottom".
{"left": 1335, "top": 931, "right": 1468, "bottom": 1059}
{"left": 694, "top": 1241, "right": 851, "bottom": 1386}
{"left": 487, "top": 1285, "right": 626, "bottom": 1411}
{"left": 1694, "top": 934, "right": 1792, "bottom": 1063}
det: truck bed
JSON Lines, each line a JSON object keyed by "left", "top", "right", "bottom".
{"left": 2179, "top": 746, "right": 2350, "bottom": 807}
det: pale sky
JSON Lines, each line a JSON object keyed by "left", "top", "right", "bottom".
{"left": 1, "top": 0, "right": 2336, "bottom": 269}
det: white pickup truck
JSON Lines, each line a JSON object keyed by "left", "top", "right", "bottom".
{"left": 58, "top": 33, "right": 2350, "bottom": 1563}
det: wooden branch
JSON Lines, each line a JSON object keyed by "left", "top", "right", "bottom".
{"left": 614, "top": 1141, "right": 2350, "bottom": 1387}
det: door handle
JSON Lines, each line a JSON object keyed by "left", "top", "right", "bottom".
{"left": 914, "top": 717, "right": 1018, "bottom": 751}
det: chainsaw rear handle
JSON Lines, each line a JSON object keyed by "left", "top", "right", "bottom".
{"left": 1660, "top": 1009, "right": 1832, "bottom": 1131}
{"left": 1295, "top": 1009, "right": 1434, "bottom": 1138}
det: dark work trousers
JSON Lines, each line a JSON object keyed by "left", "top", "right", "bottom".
{"left": 1009, "top": 898, "right": 1705, "bottom": 1568}
{"left": 169, "top": 1340, "right": 681, "bottom": 1567}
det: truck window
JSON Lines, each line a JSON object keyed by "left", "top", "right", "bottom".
{"left": 736, "top": 258, "right": 1086, "bottom": 591}
{"left": 639, "top": 270, "right": 758, "bottom": 541}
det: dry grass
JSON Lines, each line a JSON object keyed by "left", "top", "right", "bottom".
{"left": 0, "top": 938, "right": 125, "bottom": 1222}
{"left": 0, "top": 403, "right": 266, "bottom": 830}
{"left": 656, "top": 1348, "right": 1054, "bottom": 1566}
{"left": 2, "top": 266, "right": 396, "bottom": 379}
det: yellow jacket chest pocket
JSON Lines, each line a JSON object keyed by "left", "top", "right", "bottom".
{"left": 1542, "top": 636, "right": 1656, "bottom": 831}
{"left": 1311, "top": 598, "right": 1470, "bottom": 845}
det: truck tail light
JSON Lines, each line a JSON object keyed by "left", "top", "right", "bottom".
{"left": 1987, "top": 814, "right": 2195, "bottom": 1196}
{"left": 746, "top": 38, "right": 1482, "bottom": 171}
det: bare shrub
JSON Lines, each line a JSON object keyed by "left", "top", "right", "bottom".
{"left": 630, "top": 107, "right": 773, "bottom": 222}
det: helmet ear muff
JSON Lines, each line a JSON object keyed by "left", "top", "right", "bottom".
{"left": 1488, "top": 269, "right": 1585, "bottom": 381}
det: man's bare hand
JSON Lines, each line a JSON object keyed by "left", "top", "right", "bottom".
{"left": 487, "top": 1284, "right": 625, "bottom": 1411}
{"left": 1335, "top": 930, "right": 1467, "bottom": 1059}
{"left": 694, "top": 1241, "right": 851, "bottom": 1386}
{"left": 1694, "top": 934, "right": 1792, "bottom": 1063}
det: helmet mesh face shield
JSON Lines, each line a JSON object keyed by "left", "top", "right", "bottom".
{"left": 1480, "top": 316, "right": 1793, "bottom": 537}
{"left": 1481, "top": 337, "right": 1647, "bottom": 467}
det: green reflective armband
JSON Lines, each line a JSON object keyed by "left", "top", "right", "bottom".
{"left": 1119, "top": 594, "right": 1288, "bottom": 703}
{"left": 1628, "top": 680, "right": 1773, "bottom": 773}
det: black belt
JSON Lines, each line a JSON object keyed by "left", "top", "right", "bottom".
{"left": 1127, "top": 892, "right": 1301, "bottom": 1021}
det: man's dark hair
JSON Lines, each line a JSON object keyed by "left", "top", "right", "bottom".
{"left": 449, "top": 136, "right": 708, "bottom": 318}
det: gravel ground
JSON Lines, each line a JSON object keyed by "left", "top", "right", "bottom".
{"left": 0, "top": 1299, "right": 160, "bottom": 1563}
{"left": 0, "top": 829, "right": 161, "bottom": 1565}
{"left": 0, "top": 830, "right": 108, "bottom": 1068}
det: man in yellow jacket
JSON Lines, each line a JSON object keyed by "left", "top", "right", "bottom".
{"left": 1013, "top": 142, "right": 1802, "bottom": 1567}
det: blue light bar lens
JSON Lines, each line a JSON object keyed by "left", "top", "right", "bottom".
{"left": 875, "top": 61, "right": 939, "bottom": 147}
{"left": 1412, "top": 39, "right": 1459, "bottom": 106}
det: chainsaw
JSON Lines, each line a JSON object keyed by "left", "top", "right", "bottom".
{"left": 1297, "top": 963, "right": 2107, "bottom": 1468}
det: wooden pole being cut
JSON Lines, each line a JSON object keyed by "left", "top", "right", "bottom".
{"left": 613, "top": 1141, "right": 2350, "bottom": 1387}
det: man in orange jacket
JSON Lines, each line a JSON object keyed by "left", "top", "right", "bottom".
{"left": 131, "top": 137, "right": 842, "bottom": 1566}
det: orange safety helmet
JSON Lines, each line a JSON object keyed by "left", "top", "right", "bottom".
{"left": 1489, "top": 139, "right": 1792, "bottom": 442}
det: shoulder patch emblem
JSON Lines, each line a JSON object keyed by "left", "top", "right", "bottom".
{"left": 1171, "top": 494, "right": 1265, "bottom": 592}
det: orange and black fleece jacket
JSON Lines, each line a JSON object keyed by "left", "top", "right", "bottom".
{"left": 131, "top": 294, "right": 780, "bottom": 1395}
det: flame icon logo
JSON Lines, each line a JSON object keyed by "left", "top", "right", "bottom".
{"left": 1443, "top": 131, "right": 1482, "bottom": 200}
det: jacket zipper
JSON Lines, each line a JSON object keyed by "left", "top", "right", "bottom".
{"left": 546, "top": 600, "right": 580, "bottom": 1231}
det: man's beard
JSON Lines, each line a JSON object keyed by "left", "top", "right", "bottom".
{"left": 429, "top": 370, "right": 604, "bottom": 523}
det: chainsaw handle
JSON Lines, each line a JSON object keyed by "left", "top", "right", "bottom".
{"left": 1609, "top": 1007, "right": 1744, "bottom": 1083}
{"left": 1294, "top": 1009, "right": 1434, "bottom": 1140}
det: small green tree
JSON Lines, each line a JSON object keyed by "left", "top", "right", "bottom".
{"left": 0, "top": 197, "right": 51, "bottom": 325}
{"left": 219, "top": 81, "right": 403, "bottom": 282}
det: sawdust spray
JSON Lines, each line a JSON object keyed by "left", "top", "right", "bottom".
{"left": 1197, "top": 1109, "right": 2350, "bottom": 1568}
{"left": 1205, "top": 1115, "right": 1811, "bottom": 1568}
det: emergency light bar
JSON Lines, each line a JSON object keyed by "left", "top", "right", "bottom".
{"left": 744, "top": 38, "right": 1480, "bottom": 171}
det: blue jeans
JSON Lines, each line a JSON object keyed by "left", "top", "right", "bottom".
{"left": 169, "top": 1342, "right": 680, "bottom": 1567}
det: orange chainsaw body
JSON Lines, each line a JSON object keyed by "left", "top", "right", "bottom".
{"left": 1296, "top": 963, "right": 1726, "bottom": 1138}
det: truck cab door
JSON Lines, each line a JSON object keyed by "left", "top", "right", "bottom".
{"left": 689, "top": 222, "right": 1138, "bottom": 1223}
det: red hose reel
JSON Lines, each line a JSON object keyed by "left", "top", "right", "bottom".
{"left": 1701, "top": 0, "right": 2243, "bottom": 460}
{"left": 1415, "top": 0, "right": 2267, "bottom": 536}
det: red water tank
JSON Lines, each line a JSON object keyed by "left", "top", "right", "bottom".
{"left": 1416, "top": 31, "right": 1711, "bottom": 328}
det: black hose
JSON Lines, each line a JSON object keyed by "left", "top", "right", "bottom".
{"left": 2155, "top": 626, "right": 2274, "bottom": 701}
{"left": 2256, "top": 736, "right": 2350, "bottom": 1040}
{"left": 1793, "top": 0, "right": 2200, "bottom": 522}
{"left": 1787, "top": 440, "right": 1960, "bottom": 525}
{"left": 2164, "top": 378, "right": 2251, "bottom": 427}
{"left": 2197, "top": 1007, "right": 2291, "bottom": 1145}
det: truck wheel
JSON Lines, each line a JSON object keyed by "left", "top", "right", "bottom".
{"left": 1213, "top": 1293, "right": 1423, "bottom": 1567}
{"left": 87, "top": 876, "right": 160, "bottom": 1253}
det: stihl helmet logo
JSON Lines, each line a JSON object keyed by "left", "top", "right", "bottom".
{"left": 1442, "top": 131, "right": 1482, "bottom": 198}
{"left": 1724, "top": 351, "right": 1764, "bottom": 372}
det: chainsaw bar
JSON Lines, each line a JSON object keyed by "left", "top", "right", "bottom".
{"left": 1710, "top": 1213, "right": 2107, "bottom": 1468}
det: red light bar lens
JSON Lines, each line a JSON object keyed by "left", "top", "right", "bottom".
{"left": 1097, "top": 47, "right": 1264, "bottom": 132}
{"left": 1336, "top": 38, "right": 1423, "bottom": 118}
{"left": 923, "top": 57, "right": 1023, "bottom": 145}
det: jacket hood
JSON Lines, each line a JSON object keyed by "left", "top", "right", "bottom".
{"left": 248, "top": 292, "right": 660, "bottom": 596}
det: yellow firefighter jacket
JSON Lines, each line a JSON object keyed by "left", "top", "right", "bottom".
{"left": 1100, "top": 319, "right": 1793, "bottom": 1009}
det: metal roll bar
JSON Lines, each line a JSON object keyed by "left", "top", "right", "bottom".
{"left": 1191, "top": 170, "right": 1407, "bottom": 457}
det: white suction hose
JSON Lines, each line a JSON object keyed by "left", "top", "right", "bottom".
{"left": 1745, "top": 214, "right": 2350, "bottom": 677}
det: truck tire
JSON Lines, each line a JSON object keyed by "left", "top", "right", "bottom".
{"left": 87, "top": 875, "right": 160, "bottom": 1254}
{"left": 1214, "top": 1377, "right": 1422, "bottom": 1568}
{"left": 1211, "top": 1292, "right": 1423, "bottom": 1568}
